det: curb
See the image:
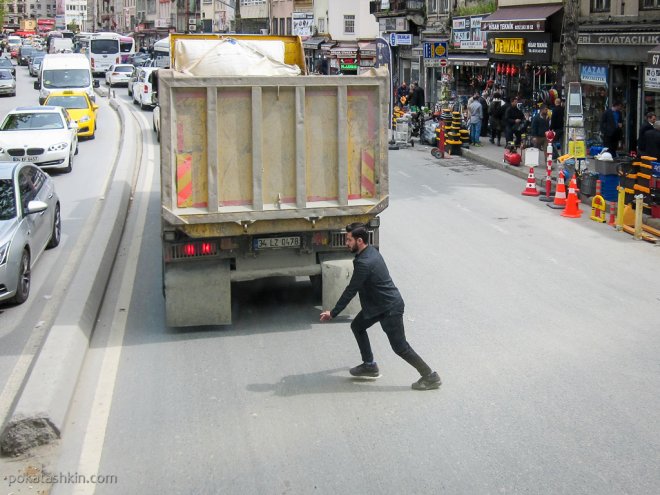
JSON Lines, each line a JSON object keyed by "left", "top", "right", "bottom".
{"left": 0, "top": 97, "right": 137, "bottom": 455}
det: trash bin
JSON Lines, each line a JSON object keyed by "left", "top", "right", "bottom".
{"left": 579, "top": 172, "right": 598, "bottom": 196}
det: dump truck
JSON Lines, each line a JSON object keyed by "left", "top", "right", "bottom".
{"left": 158, "top": 34, "right": 390, "bottom": 326}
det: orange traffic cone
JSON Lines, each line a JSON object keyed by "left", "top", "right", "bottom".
{"left": 548, "top": 170, "right": 567, "bottom": 209}
{"left": 561, "top": 176, "right": 582, "bottom": 218}
{"left": 522, "top": 166, "right": 540, "bottom": 196}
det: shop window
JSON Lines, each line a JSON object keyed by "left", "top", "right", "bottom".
{"left": 272, "top": 18, "right": 277, "bottom": 35}
{"left": 591, "top": 0, "right": 611, "bottom": 12}
{"left": 279, "top": 18, "right": 285, "bottom": 36}
{"left": 344, "top": 15, "right": 355, "bottom": 35}
{"left": 641, "top": 0, "right": 660, "bottom": 8}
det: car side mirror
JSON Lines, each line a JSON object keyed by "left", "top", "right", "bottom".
{"left": 93, "top": 79, "right": 100, "bottom": 88}
{"left": 92, "top": 104, "right": 99, "bottom": 111}
{"left": 26, "top": 200, "right": 48, "bottom": 215}
{"left": 33, "top": 81, "right": 39, "bottom": 90}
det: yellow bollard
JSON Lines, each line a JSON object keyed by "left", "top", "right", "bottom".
{"left": 615, "top": 186, "right": 625, "bottom": 231}
{"left": 634, "top": 194, "right": 644, "bottom": 240}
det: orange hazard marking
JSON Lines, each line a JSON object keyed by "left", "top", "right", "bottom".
{"left": 361, "top": 150, "right": 375, "bottom": 198}
{"left": 176, "top": 154, "right": 193, "bottom": 207}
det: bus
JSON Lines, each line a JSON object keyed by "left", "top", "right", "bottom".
{"left": 119, "top": 36, "right": 135, "bottom": 63}
{"left": 153, "top": 37, "right": 170, "bottom": 68}
{"left": 87, "top": 32, "right": 121, "bottom": 76}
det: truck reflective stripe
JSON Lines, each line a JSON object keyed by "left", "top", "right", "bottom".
{"left": 176, "top": 154, "right": 193, "bottom": 207}
{"left": 360, "top": 149, "right": 375, "bottom": 198}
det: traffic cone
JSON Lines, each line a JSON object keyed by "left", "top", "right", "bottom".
{"left": 522, "top": 166, "right": 540, "bottom": 196}
{"left": 548, "top": 170, "right": 567, "bottom": 209}
{"left": 561, "top": 176, "right": 582, "bottom": 218}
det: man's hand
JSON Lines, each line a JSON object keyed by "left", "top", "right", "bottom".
{"left": 320, "top": 310, "right": 332, "bottom": 322}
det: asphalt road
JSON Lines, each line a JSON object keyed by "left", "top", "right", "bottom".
{"left": 46, "top": 130, "right": 660, "bottom": 494}
{"left": 0, "top": 56, "right": 120, "bottom": 428}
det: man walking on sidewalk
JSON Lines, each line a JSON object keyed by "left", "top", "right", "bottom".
{"left": 319, "top": 223, "right": 441, "bottom": 391}
{"left": 468, "top": 93, "right": 483, "bottom": 146}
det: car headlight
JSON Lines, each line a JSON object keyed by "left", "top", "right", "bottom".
{"left": 0, "top": 240, "right": 10, "bottom": 266}
{"left": 79, "top": 116, "right": 91, "bottom": 123}
{"left": 47, "top": 142, "right": 69, "bottom": 151}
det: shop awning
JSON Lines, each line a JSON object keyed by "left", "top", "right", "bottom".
{"left": 447, "top": 54, "right": 489, "bottom": 67}
{"left": 320, "top": 41, "right": 337, "bottom": 51}
{"left": 481, "top": 5, "right": 563, "bottom": 32}
{"left": 303, "top": 37, "right": 327, "bottom": 49}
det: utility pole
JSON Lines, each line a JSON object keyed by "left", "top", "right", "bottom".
{"left": 561, "top": 0, "right": 580, "bottom": 88}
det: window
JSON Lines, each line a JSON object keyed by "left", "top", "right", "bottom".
{"left": 591, "top": 0, "right": 610, "bottom": 12}
{"left": 344, "top": 15, "right": 355, "bottom": 34}
{"left": 318, "top": 18, "right": 325, "bottom": 33}
{"left": 272, "top": 18, "right": 278, "bottom": 34}
{"left": 279, "top": 18, "right": 285, "bottom": 36}
{"left": 641, "top": 0, "right": 660, "bottom": 8}
{"left": 287, "top": 17, "right": 292, "bottom": 35}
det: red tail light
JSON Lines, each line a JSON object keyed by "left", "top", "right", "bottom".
{"left": 90, "top": 58, "right": 95, "bottom": 68}
{"left": 167, "top": 241, "right": 219, "bottom": 260}
{"left": 143, "top": 84, "right": 148, "bottom": 93}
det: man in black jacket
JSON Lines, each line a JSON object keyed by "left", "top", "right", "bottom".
{"left": 320, "top": 223, "right": 441, "bottom": 391}
{"left": 637, "top": 111, "right": 656, "bottom": 155}
{"left": 504, "top": 96, "right": 525, "bottom": 146}
{"left": 600, "top": 101, "right": 624, "bottom": 157}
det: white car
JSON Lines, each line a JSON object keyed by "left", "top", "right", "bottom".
{"left": 131, "top": 67, "right": 158, "bottom": 110}
{"left": 105, "top": 63, "right": 134, "bottom": 87}
{"left": 0, "top": 106, "right": 78, "bottom": 174}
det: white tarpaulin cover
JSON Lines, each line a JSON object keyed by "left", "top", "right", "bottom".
{"left": 174, "top": 38, "right": 301, "bottom": 76}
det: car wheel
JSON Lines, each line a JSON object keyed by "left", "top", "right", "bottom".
{"left": 63, "top": 152, "right": 73, "bottom": 173}
{"left": 105, "top": 79, "right": 109, "bottom": 86}
{"left": 128, "top": 85, "right": 132, "bottom": 97}
{"left": 140, "top": 99, "right": 148, "bottom": 110}
{"left": 11, "top": 250, "right": 31, "bottom": 304}
{"left": 47, "top": 203, "right": 61, "bottom": 249}
{"left": 75, "top": 143, "right": 79, "bottom": 155}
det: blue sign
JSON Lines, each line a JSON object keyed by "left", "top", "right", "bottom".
{"left": 423, "top": 42, "right": 448, "bottom": 59}
{"left": 389, "top": 33, "right": 412, "bottom": 46}
{"left": 580, "top": 64, "right": 608, "bottom": 86}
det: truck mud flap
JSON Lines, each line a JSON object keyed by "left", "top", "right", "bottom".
{"left": 164, "top": 259, "right": 231, "bottom": 327}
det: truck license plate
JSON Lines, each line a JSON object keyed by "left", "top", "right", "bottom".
{"left": 254, "top": 236, "right": 301, "bottom": 249}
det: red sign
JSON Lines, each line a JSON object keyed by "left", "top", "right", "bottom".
{"left": 440, "top": 58, "right": 448, "bottom": 67}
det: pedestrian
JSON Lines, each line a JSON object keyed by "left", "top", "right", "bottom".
{"left": 468, "top": 93, "right": 483, "bottom": 146}
{"left": 504, "top": 96, "right": 525, "bottom": 146}
{"left": 319, "top": 223, "right": 441, "bottom": 391}
{"left": 550, "top": 97, "right": 564, "bottom": 158}
{"left": 531, "top": 104, "right": 550, "bottom": 150}
{"left": 642, "top": 120, "right": 660, "bottom": 159}
{"left": 600, "top": 100, "right": 624, "bottom": 157}
{"left": 396, "top": 81, "right": 409, "bottom": 107}
{"left": 637, "top": 111, "right": 656, "bottom": 155}
{"left": 408, "top": 81, "right": 425, "bottom": 112}
{"left": 479, "top": 91, "right": 490, "bottom": 138}
{"left": 488, "top": 92, "right": 504, "bottom": 146}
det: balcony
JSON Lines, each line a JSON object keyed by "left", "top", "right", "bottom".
{"left": 370, "top": 0, "right": 425, "bottom": 17}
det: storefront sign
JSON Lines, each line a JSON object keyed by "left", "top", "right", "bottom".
{"left": 379, "top": 17, "right": 409, "bottom": 33}
{"left": 487, "top": 33, "right": 552, "bottom": 62}
{"left": 580, "top": 64, "right": 608, "bottom": 86}
{"left": 578, "top": 33, "right": 660, "bottom": 45}
{"left": 482, "top": 20, "right": 545, "bottom": 32}
{"left": 389, "top": 33, "right": 412, "bottom": 46}
{"left": 423, "top": 42, "right": 448, "bottom": 59}
{"left": 645, "top": 67, "right": 660, "bottom": 91}
{"left": 493, "top": 38, "right": 525, "bottom": 56}
{"left": 451, "top": 15, "right": 487, "bottom": 50}
{"left": 293, "top": 12, "right": 314, "bottom": 37}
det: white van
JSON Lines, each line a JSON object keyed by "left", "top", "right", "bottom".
{"left": 34, "top": 53, "right": 99, "bottom": 104}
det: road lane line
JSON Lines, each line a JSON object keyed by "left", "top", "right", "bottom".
{"left": 71, "top": 107, "right": 155, "bottom": 495}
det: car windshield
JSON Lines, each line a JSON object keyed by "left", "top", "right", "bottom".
{"left": 1, "top": 113, "right": 64, "bottom": 131}
{"left": 46, "top": 95, "right": 88, "bottom": 109}
{"left": 0, "top": 179, "right": 17, "bottom": 220}
{"left": 42, "top": 69, "right": 90, "bottom": 89}
{"left": 115, "top": 66, "right": 133, "bottom": 73}
{"left": 0, "top": 71, "right": 13, "bottom": 80}
{"left": 91, "top": 39, "right": 119, "bottom": 54}
{"left": 0, "top": 59, "right": 12, "bottom": 68}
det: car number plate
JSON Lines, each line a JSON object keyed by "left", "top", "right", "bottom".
{"left": 253, "top": 236, "right": 301, "bottom": 249}
{"left": 12, "top": 156, "right": 38, "bottom": 162}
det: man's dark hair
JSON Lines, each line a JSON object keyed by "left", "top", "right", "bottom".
{"left": 613, "top": 100, "right": 623, "bottom": 108}
{"left": 346, "top": 222, "right": 369, "bottom": 244}
{"left": 646, "top": 112, "right": 656, "bottom": 119}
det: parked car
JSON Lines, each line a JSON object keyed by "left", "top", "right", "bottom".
{"left": 131, "top": 67, "right": 158, "bottom": 110}
{"left": 0, "top": 106, "right": 79, "bottom": 173}
{"left": 105, "top": 63, "right": 134, "bottom": 87}
{"left": 18, "top": 45, "right": 35, "bottom": 66}
{"left": 43, "top": 90, "right": 98, "bottom": 139}
{"left": 0, "top": 69, "right": 16, "bottom": 97}
{"left": 28, "top": 55, "right": 44, "bottom": 77}
{"left": 127, "top": 52, "right": 150, "bottom": 67}
{"left": 0, "top": 162, "right": 61, "bottom": 304}
{"left": 0, "top": 58, "right": 16, "bottom": 78}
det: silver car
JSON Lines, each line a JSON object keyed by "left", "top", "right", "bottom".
{"left": 0, "top": 69, "right": 16, "bottom": 97}
{"left": 0, "top": 162, "right": 61, "bottom": 304}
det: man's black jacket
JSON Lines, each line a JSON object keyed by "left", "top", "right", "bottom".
{"left": 330, "top": 245, "right": 403, "bottom": 319}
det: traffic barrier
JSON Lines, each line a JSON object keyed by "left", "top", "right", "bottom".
{"left": 561, "top": 176, "right": 583, "bottom": 218}
{"left": 522, "top": 166, "right": 540, "bottom": 196}
{"left": 607, "top": 201, "right": 616, "bottom": 226}
{"left": 590, "top": 179, "right": 606, "bottom": 223}
{"left": 548, "top": 170, "right": 567, "bottom": 209}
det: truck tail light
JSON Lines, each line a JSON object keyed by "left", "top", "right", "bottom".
{"left": 167, "top": 241, "right": 219, "bottom": 261}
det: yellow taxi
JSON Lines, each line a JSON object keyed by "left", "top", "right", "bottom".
{"left": 43, "top": 90, "right": 99, "bottom": 139}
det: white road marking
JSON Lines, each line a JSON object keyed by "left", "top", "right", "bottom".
{"left": 72, "top": 105, "right": 154, "bottom": 495}
{"left": 421, "top": 184, "right": 438, "bottom": 194}
{"left": 398, "top": 170, "right": 411, "bottom": 177}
